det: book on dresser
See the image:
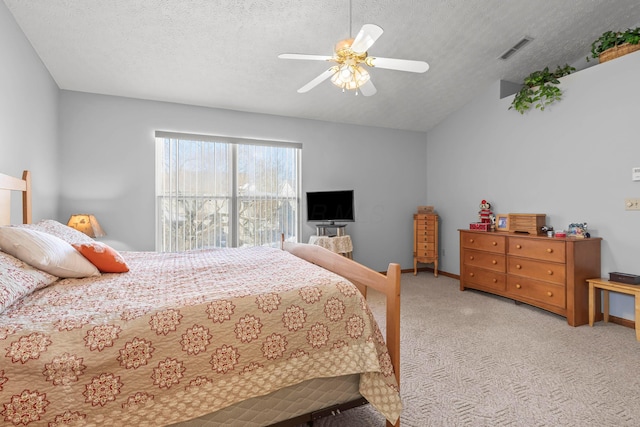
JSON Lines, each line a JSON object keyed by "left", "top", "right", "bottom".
{"left": 459, "top": 229, "right": 601, "bottom": 326}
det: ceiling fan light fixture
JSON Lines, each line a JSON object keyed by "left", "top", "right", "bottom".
{"left": 331, "top": 64, "right": 370, "bottom": 91}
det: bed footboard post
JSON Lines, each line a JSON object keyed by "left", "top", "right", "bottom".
{"left": 386, "top": 262, "right": 401, "bottom": 427}
{"left": 22, "top": 170, "right": 32, "bottom": 224}
{"left": 386, "top": 263, "right": 401, "bottom": 387}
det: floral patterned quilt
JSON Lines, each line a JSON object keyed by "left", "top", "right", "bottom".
{"left": 0, "top": 247, "right": 401, "bottom": 426}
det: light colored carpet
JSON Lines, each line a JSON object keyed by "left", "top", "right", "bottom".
{"left": 307, "top": 273, "right": 640, "bottom": 427}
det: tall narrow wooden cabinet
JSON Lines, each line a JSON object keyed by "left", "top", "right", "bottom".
{"left": 414, "top": 214, "right": 439, "bottom": 276}
{"left": 459, "top": 229, "right": 601, "bottom": 326}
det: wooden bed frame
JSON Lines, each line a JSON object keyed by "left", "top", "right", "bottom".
{"left": 0, "top": 170, "right": 401, "bottom": 427}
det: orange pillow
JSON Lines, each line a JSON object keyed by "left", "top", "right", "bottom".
{"left": 72, "top": 242, "right": 129, "bottom": 273}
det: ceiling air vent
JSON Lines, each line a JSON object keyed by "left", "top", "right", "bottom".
{"left": 498, "top": 37, "right": 533, "bottom": 60}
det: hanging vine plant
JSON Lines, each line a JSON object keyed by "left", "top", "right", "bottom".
{"left": 509, "top": 64, "right": 575, "bottom": 114}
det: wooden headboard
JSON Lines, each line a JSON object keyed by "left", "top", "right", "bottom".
{"left": 0, "top": 170, "right": 32, "bottom": 225}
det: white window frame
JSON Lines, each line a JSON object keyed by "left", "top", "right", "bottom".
{"left": 155, "top": 131, "right": 301, "bottom": 251}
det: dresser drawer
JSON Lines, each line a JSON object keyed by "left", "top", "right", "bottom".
{"left": 508, "top": 257, "right": 566, "bottom": 285}
{"left": 463, "top": 265, "right": 506, "bottom": 292}
{"left": 415, "top": 227, "right": 436, "bottom": 237}
{"left": 416, "top": 240, "right": 435, "bottom": 249}
{"left": 416, "top": 234, "right": 436, "bottom": 244}
{"left": 507, "top": 276, "right": 566, "bottom": 309}
{"left": 461, "top": 232, "right": 506, "bottom": 254}
{"left": 508, "top": 237, "right": 565, "bottom": 263}
{"left": 416, "top": 217, "right": 436, "bottom": 225}
{"left": 462, "top": 249, "right": 505, "bottom": 272}
{"left": 416, "top": 250, "right": 436, "bottom": 258}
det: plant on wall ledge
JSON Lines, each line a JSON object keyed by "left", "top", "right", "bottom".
{"left": 589, "top": 27, "right": 640, "bottom": 62}
{"left": 509, "top": 64, "right": 576, "bottom": 114}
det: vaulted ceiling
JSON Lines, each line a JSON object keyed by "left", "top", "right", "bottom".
{"left": 5, "top": 0, "right": 640, "bottom": 132}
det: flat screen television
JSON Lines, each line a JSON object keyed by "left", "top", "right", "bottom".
{"left": 306, "top": 190, "right": 355, "bottom": 223}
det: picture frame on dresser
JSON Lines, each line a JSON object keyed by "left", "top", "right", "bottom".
{"left": 496, "top": 214, "right": 509, "bottom": 231}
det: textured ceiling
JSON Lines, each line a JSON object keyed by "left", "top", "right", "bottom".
{"left": 5, "top": 0, "right": 640, "bottom": 132}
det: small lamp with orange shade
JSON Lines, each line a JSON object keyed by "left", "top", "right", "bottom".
{"left": 67, "top": 214, "right": 106, "bottom": 238}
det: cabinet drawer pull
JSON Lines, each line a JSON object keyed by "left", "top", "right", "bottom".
{"left": 516, "top": 264, "right": 522, "bottom": 269}
{"left": 492, "top": 278, "right": 498, "bottom": 283}
{"left": 469, "top": 272, "right": 475, "bottom": 277}
{"left": 492, "top": 241, "right": 497, "bottom": 246}
{"left": 546, "top": 248, "right": 553, "bottom": 253}
{"left": 547, "top": 270, "right": 553, "bottom": 275}
{"left": 547, "top": 291, "right": 553, "bottom": 297}
{"left": 469, "top": 239, "right": 474, "bottom": 243}
{"left": 516, "top": 244, "right": 521, "bottom": 249}
{"left": 515, "top": 284, "right": 521, "bottom": 289}
{"left": 469, "top": 256, "right": 474, "bottom": 260}
{"left": 492, "top": 260, "right": 497, "bottom": 265}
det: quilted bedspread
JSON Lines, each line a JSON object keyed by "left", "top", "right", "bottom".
{"left": 0, "top": 247, "right": 401, "bottom": 426}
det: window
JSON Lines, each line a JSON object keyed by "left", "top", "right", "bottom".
{"left": 155, "top": 131, "right": 300, "bottom": 251}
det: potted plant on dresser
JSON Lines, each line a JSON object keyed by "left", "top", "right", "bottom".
{"left": 590, "top": 27, "right": 640, "bottom": 63}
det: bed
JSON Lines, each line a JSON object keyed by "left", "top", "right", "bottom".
{"left": 0, "top": 171, "right": 402, "bottom": 426}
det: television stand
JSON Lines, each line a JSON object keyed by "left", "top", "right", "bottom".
{"left": 315, "top": 223, "right": 347, "bottom": 237}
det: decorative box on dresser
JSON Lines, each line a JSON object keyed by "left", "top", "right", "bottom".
{"left": 459, "top": 229, "right": 601, "bottom": 326}
{"left": 414, "top": 213, "right": 438, "bottom": 277}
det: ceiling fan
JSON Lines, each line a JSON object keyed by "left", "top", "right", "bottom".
{"left": 278, "top": 23, "right": 429, "bottom": 96}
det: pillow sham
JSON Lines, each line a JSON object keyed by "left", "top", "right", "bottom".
{"left": 72, "top": 241, "right": 130, "bottom": 273}
{"left": 16, "top": 219, "right": 94, "bottom": 244}
{"left": 0, "top": 227, "right": 100, "bottom": 278}
{"left": 0, "top": 251, "right": 59, "bottom": 313}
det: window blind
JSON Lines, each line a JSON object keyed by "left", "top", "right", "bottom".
{"left": 155, "top": 131, "right": 300, "bottom": 251}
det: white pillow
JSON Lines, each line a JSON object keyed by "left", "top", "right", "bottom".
{"left": 0, "top": 251, "right": 59, "bottom": 313}
{"left": 0, "top": 227, "right": 100, "bottom": 278}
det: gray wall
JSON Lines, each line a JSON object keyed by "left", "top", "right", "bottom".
{"left": 58, "top": 91, "right": 428, "bottom": 271}
{"left": 426, "top": 51, "right": 640, "bottom": 320}
{"left": 0, "top": 1, "right": 59, "bottom": 221}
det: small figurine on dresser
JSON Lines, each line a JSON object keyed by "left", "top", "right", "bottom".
{"left": 478, "top": 200, "right": 493, "bottom": 224}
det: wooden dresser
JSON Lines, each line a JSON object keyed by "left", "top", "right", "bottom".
{"left": 459, "top": 229, "right": 601, "bottom": 326}
{"left": 414, "top": 214, "right": 438, "bottom": 276}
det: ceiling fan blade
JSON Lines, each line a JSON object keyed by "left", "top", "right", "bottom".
{"left": 358, "top": 79, "right": 377, "bottom": 96}
{"left": 367, "top": 57, "right": 430, "bottom": 73}
{"left": 297, "top": 67, "right": 338, "bottom": 93}
{"left": 278, "top": 53, "right": 334, "bottom": 61}
{"left": 350, "top": 24, "right": 384, "bottom": 53}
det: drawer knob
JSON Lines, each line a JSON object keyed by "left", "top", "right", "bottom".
{"left": 492, "top": 241, "right": 497, "bottom": 246}
{"left": 516, "top": 264, "right": 522, "bottom": 269}
{"left": 516, "top": 244, "right": 522, "bottom": 249}
{"left": 469, "top": 239, "right": 474, "bottom": 243}
{"left": 547, "top": 270, "right": 553, "bottom": 275}
{"left": 469, "top": 272, "right": 475, "bottom": 277}
{"left": 493, "top": 278, "right": 498, "bottom": 283}
{"left": 469, "top": 256, "right": 474, "bottom": 260}
{"left": 546, "top": 248, "right": 553, "bottom": 253}
{"left": 515, "top": 284, "right": 521, "bottom": 289}
{"left": 547, "top": 291, "right": 553, "bottom": 297}
{"left": 492, "top": 260, "right": 497, "bottom": 265}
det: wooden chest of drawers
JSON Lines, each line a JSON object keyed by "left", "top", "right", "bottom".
{"left": 414, "top": 214, "right": 438, "bottom": 276}
{"left": 459, "top": 230, "right": 601, "bottom": 326}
